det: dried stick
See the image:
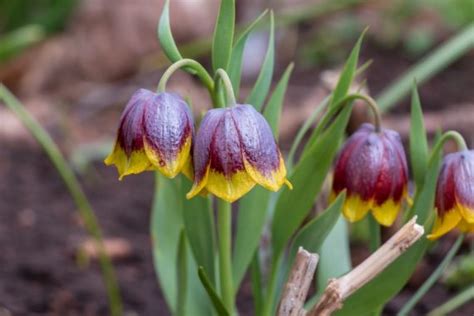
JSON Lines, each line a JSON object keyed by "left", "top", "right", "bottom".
{"left": 309, "top": 216, "right": 424, "bottom": 316}
{"left": 278, "top": 247, "right": 320, "bottom": 316}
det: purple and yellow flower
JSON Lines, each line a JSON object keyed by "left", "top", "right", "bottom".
{"left": 428, "top": 150, "right": 474, "bottom": 240}
{"left": 331, "top": 123, "right": 408, "bottom": 226}
{"left": 186, "top": 104, "right": 292, "bottom": 202}
{"left": 105, "top": 89, "right": 193, "bottom": 179}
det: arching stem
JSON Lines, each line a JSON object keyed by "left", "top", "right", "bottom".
{"left": 214, "top": 69, "right": 237, "bottom": 107}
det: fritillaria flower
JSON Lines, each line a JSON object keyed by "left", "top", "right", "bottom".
{"left": 105, "top": 89, "right": 193, "bottom": 179}
{"left": 186, "top": 104, "right": 292, "bottom": 202}
{"left": 331, "top": 123, "right": 408, "bottom": 226}
{"left": 428, "top": 150, "right": 474, "bottom": 239}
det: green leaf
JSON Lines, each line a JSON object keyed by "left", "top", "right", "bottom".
{"left": 328, "top": 28, "right": 366, "bottom": 111}
{"left": 409, "top": 84, "right": 429, "bottom": 189}
{"left": 198, "top": 267, "right": 230, "bottom": 316}
{"left": 228, "top": 10, "right": 268, "bottom": 98}
{"left": 212, "top": 0, "right": 235, "bottom": 72}
{"left": 182, "top": 179, "right": 216, "bottom": 285}
{"left": 233, "top": 186, "right": 270, "bottom": 289}
{"left": 271, "top": 105, "right": 352, "bottom": 258}
{"left": 263, "top": 63, "right": 294, "bottom": 137}
{"left": 289, "top": 192, "right": 346, "bottom": 261}
{"left": 303, "top": 30, "right": 365, "bottom": 152}
{"left": 317, "top": 216, "right": 352, "bottom": 291}
{"left": 158, "top": 0, "right": 183, "bottom": 63}
{"left": 246, "top": 11, "right": 275, "bottom": 111}
{"left": 176, "top": 230, "right": 188, "bottom": 316}
{"left": 151, "top": 174, "right": 212, "bottom": 315}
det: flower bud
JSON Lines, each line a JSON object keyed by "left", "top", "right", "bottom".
{"left": 428, "top": 150, "right": 474, "bottom": 239}
{"left": 331, "top": 123, "right": 408, "bottom": 226}
{"left": 187, "top": 104, "right": 291, "bottom": 202}
{"left": 105, "top": 89, "right": 193, "bottom": 179}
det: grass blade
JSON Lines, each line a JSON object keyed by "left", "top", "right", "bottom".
{"left": 228, "top": 10, "right": 268, "bottom": 97}
{"left": 158, "top": 0, "right": 183, "bottom": 63}
{"left": 409, "top": 84, "right": 429, "bottom": 188}
{"left": 198, "top": 267, "right": 230, "bottom": 316}
{"left": 246, "top": 11, "right": 275, "bottom": 111}
{"left": 263, "top": 62, "right": 294, "bottom": 137}
{"left": 212, "top": 0, "right": 235, "bottom": 72}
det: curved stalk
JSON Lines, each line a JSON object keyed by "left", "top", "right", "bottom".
{"left": 214, "top": 69, "right": 237, "bottom": 107}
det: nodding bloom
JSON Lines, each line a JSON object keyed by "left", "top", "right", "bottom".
{"left": 105, "top": 89, "right": 193, "bottom": 179}
{"left": 428, "top": 150, "right": 474, "bottom": 240}
{"left": 186, "top": 104, "right": 292, "bottom": 202}
{"left": 331, "top": 123, "right": 408, "bottom": 226}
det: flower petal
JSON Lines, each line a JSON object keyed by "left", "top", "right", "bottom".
{"left": 457, "top": 218, "right": 474, "bottom": 233}
{"left": 427, "top": 208, "right": 462, "bottom": 240}
{"left": 142, "top": 92, "right": 193, "bottom": 178}
{"left": 205, "top": 169, "right": 255, "bottom": 202}
{"left": 187, "top": 108, "right": 225, "bottom": 199}
{"left": 342, "top": 194, "right": 370, "bottom": 222}
{"left": 371, "top": 199, "right": 401, "bottom": 227}
{"left": 231, "top": 104, "right": 290, "bottom": 191}
{"left": 104, "top": 144, "right": 153, "bottom": 180}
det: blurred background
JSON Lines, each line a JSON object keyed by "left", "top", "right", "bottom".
{"left": 0, "top": 0, "right": 473, "bottom": 315}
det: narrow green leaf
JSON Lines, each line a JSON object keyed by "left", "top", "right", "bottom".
{"left": 289, "top": 192, "right": 346, "bottom": 260}
{"left": 233, "top": 186, "right": 269, "bottom": 289}
{"left": 198, "top": 267, "right": 230, "bottom": 316}
{"left": 409, "top": 84, "right": 429, "bottom": 188}
{"left": 176, "top": 230, "right": 188, "bottom": 316}
{"left": 287, "top": 96, "right": 330, "bottom": 170}
{"left": 228, "top": 10, "right": 268, "bottom": 97}
{"left": 317, "top": 216, "right": 352, "bottom": 291}
{"left": 251, "top": 253, "right": 264, "bottom": 316}
{"left": 212, "top": 0, "right": 235, "bottom": 72}
{"left": 182, "top": 179, "right": 216, "bottom": 285}
{"left": 246, "top": 11, "right": 275, "bottom": 111}
{"left": 271, "top": 105, "right": 352, "bottom": 258}
{"left": 263, "top": 63, "right": 294, "bottom": 137}
{"left": 303, "top": 30, "right": 365, "bottom": 153}
{"left": 151, "top": 174, "right": 212, "bottom": 315}
{"left": 328, "top": 29, "right": 366, "bottom": 110}
{"left": 158, "top": 0, "right": 183, "bottom": 63}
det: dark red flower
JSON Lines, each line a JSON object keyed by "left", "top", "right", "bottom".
{"left": 331, "top": 123, "right": 408, "bottom": 226}
{"left": 428, "top": 150, "right": 474, "bottom": 239}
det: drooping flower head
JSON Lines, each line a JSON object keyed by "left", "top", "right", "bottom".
{"left": 186, "top": 104, "right": 292, "bottom": 202}
{"left": 331, "top": 123, "right": 408, "bottom": 226}
{"left": 105, "top": 89, "right": 193, "bottom": 179}
{"left": 428, "top": 150, "right": 474, "bottom": 239}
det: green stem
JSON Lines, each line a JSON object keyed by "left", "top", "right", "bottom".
{"left": 398, "top": 235, "right": 465, "bottom": 316}
{"left": 368, "top": 214, "right": 381, "bottom": 252}
{"left": 157, "top": 58, "right": 216, "bottom": 103}
{"left": 217, "top": 199, "right": 234, "bottom": 313}
{"left": 428, "top": 285, "right": 474, "bottom": 316}
{"left": 0, "top": 84, "right": 122, "bottom": 316}
{"left": 214, "top": 68, "right": 237, "bottom": 106}
{"left": 262, "top": 254, "right": 282, "bottom": 316}
{"left": 250, "top": 252, "right": 263, "bottom": 316}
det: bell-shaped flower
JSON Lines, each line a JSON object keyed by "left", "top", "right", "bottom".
{"left": 428, "top": 150, "right": 474, "bottom": 239}
{"left": 186, "top": 104, "right": 291, "bottom": 202}
{"left": 331, "top": 123, "right": 408, "bottom": 226}
{"left": 105, "top": 89, "right": 193, "bottom": 179}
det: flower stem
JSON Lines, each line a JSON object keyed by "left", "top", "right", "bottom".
{"left": 217, "top": 199, "right": 234, "bottom": 314}
{"left": 368, "top": 214, "right": 381, "bottom": 252}
{"left": 0, "top": 84, "right": 122, "bottom": 316}
{"left": 313, "top": 92, "right": 383, "bottom": 138}
{"left": 398, "top": 234, "right": 464, "bottom": 316}
{"left": 214, "top": 68, "right": 237, "bottom": 106}
{"left": 157, "top": 58, "right": 216, "bottom": 103}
